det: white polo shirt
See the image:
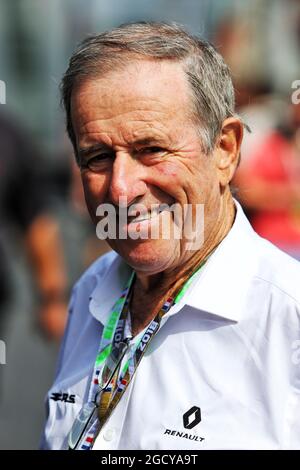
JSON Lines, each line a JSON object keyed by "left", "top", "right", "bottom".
{"left": 41, "top": 203, "right": 300, "bottom": 450}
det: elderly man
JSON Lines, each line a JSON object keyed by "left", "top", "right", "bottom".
{"left": 42, "top": 22, "right": 300, "bottom": 450}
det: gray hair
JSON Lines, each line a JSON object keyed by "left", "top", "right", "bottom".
{"left": 61, "top": 21, "right": 242, "bottom": 156}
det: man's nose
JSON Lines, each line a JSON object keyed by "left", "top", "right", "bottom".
{"left": 108, "top": 152, "right": 147, "bottom": 207}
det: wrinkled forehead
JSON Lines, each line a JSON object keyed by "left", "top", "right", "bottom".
{"left": 70, "top": 59, "right": 194, "bottom": 127}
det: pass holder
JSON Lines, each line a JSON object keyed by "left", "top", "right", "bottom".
{"left": 68, "top": 340, "right": 130, "bottom": 450}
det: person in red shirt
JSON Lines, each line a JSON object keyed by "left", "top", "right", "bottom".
{"left": 234, "top": 102, "right": 300, "bottom": 258}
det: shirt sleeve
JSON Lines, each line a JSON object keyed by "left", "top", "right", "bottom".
{"left": 39, "top": 287, "right": 77, "bottom": 450}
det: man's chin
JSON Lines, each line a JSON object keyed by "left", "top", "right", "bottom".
{"left": 108, "top": 238, "right": 176, "bottom": 274}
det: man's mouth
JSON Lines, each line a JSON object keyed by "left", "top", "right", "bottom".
{"left": 128, "top": 205, "right": 168, "bottom": 224}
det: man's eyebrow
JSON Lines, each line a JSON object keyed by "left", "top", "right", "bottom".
{"left": 133, "top": 137, "right": 162, "bottom": 146}
{"left": 78, "top": 144, "right": 109, "bottom": 159}
{"left": 78, "top": 137, "right": 165, "bottom": 158}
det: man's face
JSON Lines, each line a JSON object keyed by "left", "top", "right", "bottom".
{"left": 71, "top": 60, "right": 224, "bottom": 275}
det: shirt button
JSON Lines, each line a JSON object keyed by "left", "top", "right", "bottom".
{"left": 103, "top": 428, "right": 116, "bottom": 441}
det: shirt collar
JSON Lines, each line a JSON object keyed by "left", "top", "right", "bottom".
{"left": 89, "top": 253, "right": 132, "bottom": 326}
{"left": 183, "top": 200, "right": 259, "bottom": 322}
{"left": 89, "top": 200, "right": 259, "bottom": 325}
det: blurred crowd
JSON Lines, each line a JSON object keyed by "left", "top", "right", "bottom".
{"left": 0, "top": 0, "right": 299, "bottom": 449}
{"left": 214, "top": 1, "right": 300, "bottom": 259}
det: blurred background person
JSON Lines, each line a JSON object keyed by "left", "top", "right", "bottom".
{"left": 233, "top": 102, "right": 300, "bottom": 259}
{"left": 0, "top": 109, "right": 68, "bottom": 339}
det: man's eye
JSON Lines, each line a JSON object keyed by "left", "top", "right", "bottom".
{"left": 139, "top": 147, "right": 164, "bottom": 155}
{"left": 85, "top": 154, "right": 112, "bottom": 171}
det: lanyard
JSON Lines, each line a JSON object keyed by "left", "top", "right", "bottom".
{"left": 97, "top": 282, "right": 171, "bottom": 429}
{"left": 68, "top": 258, "right": 207, "bottom": 450}
{"left": 68, "top": 272, "right": 135, "bottom": 450}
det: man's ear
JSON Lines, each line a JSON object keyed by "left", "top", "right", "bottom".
{"left": 215, "top": 117, "right": 244, "bottom": 188}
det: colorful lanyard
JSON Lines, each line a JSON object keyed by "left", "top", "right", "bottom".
{"left": 68, "top": 260, "right": 206, "bottom": 450}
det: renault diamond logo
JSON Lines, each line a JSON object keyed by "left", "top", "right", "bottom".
{"left": 183, "top": 406, "right": 201, "bottom": 429}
